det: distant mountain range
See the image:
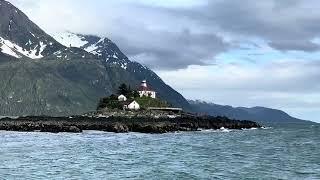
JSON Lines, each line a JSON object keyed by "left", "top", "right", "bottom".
{"left": 0, "top": 0, "right": 313, "bottom": 124}
{"left": 189, "top": 100, "right": 314, "bottom": 124}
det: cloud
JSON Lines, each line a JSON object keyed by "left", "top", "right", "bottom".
{"left": 159, "top": 59, "right": 320, "bottom": 94}
{"left": 8, "top": 0, "right": 320, "bottom": 69}
{"left": 181, "top": 0, "right": 320, "bottom": 52}
{"left": 269, "top": 40, "right": 320, "bottom": 52}
{"left": 123, "top": 29, "right": 227, "bottom": 69}
{"left": 7, "top": 0, "right": 229, "bottom": 70}
{"left": 157, "top": 59, "right": 320, "bottom": 121}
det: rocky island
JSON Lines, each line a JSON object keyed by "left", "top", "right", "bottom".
{"left": 0, "top": 115, "right": 261, "bottom": 133}
{"left": 0, "top": 82, "right": 261, "bottom": 133}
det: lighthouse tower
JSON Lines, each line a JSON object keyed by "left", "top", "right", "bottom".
{"left": 138, "top": 80, "right": 156, "bottom": 98}
{"left": 141, "top": 80, "right": 147, "bottom": 88}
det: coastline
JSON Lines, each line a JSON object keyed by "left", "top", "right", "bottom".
{"left": 0, "top": 115, "right": 261, "bottom": 133}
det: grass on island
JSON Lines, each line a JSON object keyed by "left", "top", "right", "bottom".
{"left": 135, "top": 96, "right": 169, "bottom": 109}
{"left": 97, "top": 95, "right": 169, "bottom": 111}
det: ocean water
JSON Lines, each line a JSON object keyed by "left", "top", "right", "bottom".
{"left": 0, "top": 124, "right": 319, "bottom": 179}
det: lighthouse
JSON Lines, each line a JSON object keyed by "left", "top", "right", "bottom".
{"left": 141, "top": 80, "right": 147, "bottom": 88}
{"left": 138, "top": 80, "right": 156, "bottom": 99}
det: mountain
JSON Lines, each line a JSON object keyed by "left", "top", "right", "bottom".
{"left": 0, "top": 0, "right": 191, "bottom": 116}
{"left": 189, "top": 100, "right": 313, "bottom": 125}
{"left": 51, "top": 32, "right": 192, "bottom": 111}
{"left": 0, "top": 0, "right": 65, "bottom": 59}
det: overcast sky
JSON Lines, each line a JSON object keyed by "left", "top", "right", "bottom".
{"left": 8, "top": 0, "right": 320, "bottom": 122}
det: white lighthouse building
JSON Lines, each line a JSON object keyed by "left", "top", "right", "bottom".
{"left": 138, "top": 80, "right": 156, "bottom": 99}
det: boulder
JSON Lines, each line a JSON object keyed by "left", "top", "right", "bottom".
{"left": 68, "top": 126, "right": 82, "bottom": 133}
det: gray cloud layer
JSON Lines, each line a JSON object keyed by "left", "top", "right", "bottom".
{"left": 180, "top": 0, "right": 320, "bottom": 51}
{"left": 8, "top": 0, "right": 320, "bottom": 69}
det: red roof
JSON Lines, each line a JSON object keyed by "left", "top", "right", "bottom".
{"left": 138, "top": 85, "right": 154, "bottom": 91}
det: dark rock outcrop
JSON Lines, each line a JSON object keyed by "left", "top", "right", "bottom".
{"left": 0, "top": 115, "right": 261, "bottom": 133}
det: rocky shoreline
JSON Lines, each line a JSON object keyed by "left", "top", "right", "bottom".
{"left": 0, "top": 115, "right": 261, "bottom": 133}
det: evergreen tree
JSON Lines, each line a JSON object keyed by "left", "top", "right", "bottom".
{"left": 118, "top": 83, "right": 130, "bottom": 96}
{"left": 132, "top": 90, "right": 140, "bottom": 98}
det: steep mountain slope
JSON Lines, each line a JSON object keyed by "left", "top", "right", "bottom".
{"left": 0, "top": 59, "right": 113, "bottom": 116}
{"left": 0, "top": 51, "right": 16, "bottom": 63}
{"left": 189, "top": 100, "right": 313, "bottom": 124}
{"left": 0, "top": 0, "right": 64, "bottom": 59}
{"left": 52, "top": 32, "right": 192, "bottom": 110}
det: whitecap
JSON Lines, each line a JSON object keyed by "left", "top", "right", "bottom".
{"left": 199, "top": 129, "right": 219, "bottom": 133}
{"left": 220, "top": 127, "right": 231, "bottom": 132}
{"left": 242, "top": 127, "right": 259, "bottom": 130}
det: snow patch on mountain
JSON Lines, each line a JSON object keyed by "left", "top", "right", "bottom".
{"left": 52, "top": 31, "right": 88, "bottom": 48}
{"left": 0, "top": 40, "right": 20, "bottom": 58}
{"left": 0, "top": 37, "right": 46, "bottom": 59}
{"left": 84, "top": 43, "right": 100, "bottom": 55}
{"left": 52, "top": 31, "right": 105, "bottom": 56}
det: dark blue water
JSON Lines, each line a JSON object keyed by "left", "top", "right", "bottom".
{"left": 0, "top": 124, "right": 319, "bottom": 179}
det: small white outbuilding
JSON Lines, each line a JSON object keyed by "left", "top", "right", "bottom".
{"left": 127, "top": 101, "right": 140, "bottom": 110}
{"left": 118, "top": 94, "right": 127, "bottom": 102}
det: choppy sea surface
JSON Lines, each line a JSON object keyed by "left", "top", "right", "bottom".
{"left": 0, "top": 123, "right": 319, "bottom": 179}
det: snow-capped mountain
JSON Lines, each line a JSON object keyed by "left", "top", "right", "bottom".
{"left": 52, "top": 31, "right": 173, "bottom": 86}
{"left": 0, "top": 0, "right": 191, "bottom": 116}
{"left": 52, "top": 32, "right": 127, "bottom": 59}
{"left": 52, "top": 31, "right": 130, "bottom": 68}
{"left": 0, "top": 1, "right": 96, "bottom": 61}
{"left": 0, "top": 0, "right": 64, "bottom": 59}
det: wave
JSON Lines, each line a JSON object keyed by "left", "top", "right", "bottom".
{"left": 198, "top": 127, "right": 232, "bottom": 133}
{"left": 261, "top": 127, "right": 272, "bottom": 130}
{"left": 220, "top": 127, "right": 231, "bottom": 132}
